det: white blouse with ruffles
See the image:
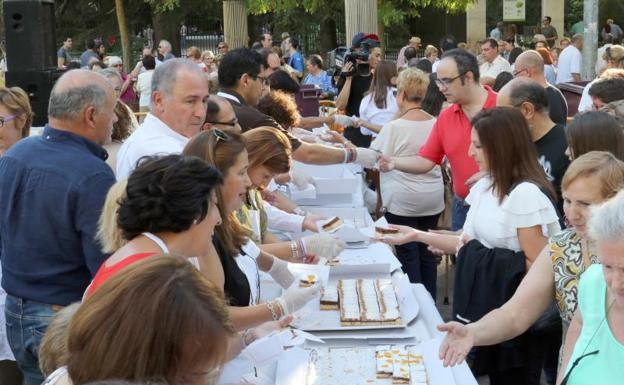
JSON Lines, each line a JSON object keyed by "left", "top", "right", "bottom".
{"left": 462, "top": 177, "right": 561, "bottom": 251}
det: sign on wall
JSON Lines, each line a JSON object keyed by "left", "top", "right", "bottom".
{"left": 503, "top": 0, "right": 526, "bottom": 22}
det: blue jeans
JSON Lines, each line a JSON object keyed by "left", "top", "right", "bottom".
{"left": 5, "top": 295, "right": 56, "bottom": 385}
{"left": 451, "top": 194, "right": 470, "bottom": 231}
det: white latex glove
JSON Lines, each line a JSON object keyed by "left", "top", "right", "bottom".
{"left": 267, "top": 256, "right": 295, "bottom": 288}
{"left": 300, "top": 233, "right": 346, "bottom": 258}
{"left": 290, "top": 170, "right": 314, "bottom": 190}
{"left": 332, "top": 114, "right": 352, "bottom": 127}
{"left": 276, "top": 282, "right": 322, "bottom": 315}
{"left": 354, "top": 147, "right": 380, "bottom": 168}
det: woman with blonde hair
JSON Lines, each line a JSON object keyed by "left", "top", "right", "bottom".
{"left": 96, "top": 179, "right": 128, "bottom": 254}
{"left": 579, "top": 45, "right": 624, "bottom": 111}
{"left": 370, "top": 68, "right": 444, "bottom": 298}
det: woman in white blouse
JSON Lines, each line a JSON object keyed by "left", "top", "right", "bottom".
{"left": 380, "top": 107, "right": 561, "bottom": 384}
{"left": 353, "top": 60, "right": 398, "bottom": 138}
{"left": 369, "top": 68, "right": 444, "bottom": 299}
{"left": 380, "top": 106, "right": 560, "bottom": 268}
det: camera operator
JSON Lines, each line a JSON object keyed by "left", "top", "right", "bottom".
{"left": 335, "top": 33, "right": 382, "bottom": 148}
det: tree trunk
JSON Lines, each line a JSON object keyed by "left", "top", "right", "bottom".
{"left": 319, "top": 17, "right": 337, "bottom": 59}
{"left": 152, "top": 11, "right": 180, "bottom": 58}
{"left": 114, "top": 0, "right": 131, "bottom": 73}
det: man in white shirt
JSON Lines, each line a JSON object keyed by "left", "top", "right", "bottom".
{"left": 490, "top": 22, "right": 504, "bottom": 41}
{"left": 478, "top": 38, "right": 512, "bottom": 86}
{"left": 116, "top": 59, "right": 208, "bottom": 178}
{"left": 556, "top": 34, "right": 583, "bottom": 84}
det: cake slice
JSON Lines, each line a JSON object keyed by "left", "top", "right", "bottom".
{"left": 375, "top": 226, "right": 399, "bottom": 238}
{"left": 338, "top": 279, "right": 360, "bottom": 323}
{"left": 299, "top": 273, "right": 318, "bottom": 287}
{"left": 320, "top": 284, "right": 339, "bottom": 310}
{"left": 375, "top": 345, "right": 393, "bottom": 378}
{"left": 321, "top": 216, "right": 343, "bottom": 232}
{"left": 392, "top": 347, "right": 410, "bottom": 384}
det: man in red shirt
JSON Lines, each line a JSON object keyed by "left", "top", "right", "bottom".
{"left": 379, "top": 49, "right": 497, "bottom": 230}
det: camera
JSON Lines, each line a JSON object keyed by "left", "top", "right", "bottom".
{"left": 337, "top": 42, "right": 372, "bottom": 77}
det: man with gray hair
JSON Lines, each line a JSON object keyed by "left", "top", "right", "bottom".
{"left": 116, "top": 58, "right": 209, "bottom": 178}
{"left": 158, "top": 39, "right": 175, "bottom": 61}
{"left": 556, "top": 34, "right": 583, "bottom": 84}
{"left": 0, "top": 69, "right": 117, "bottom": 385}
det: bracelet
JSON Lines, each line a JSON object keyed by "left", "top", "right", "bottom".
{"left": 343, "top": 148, "right": 349, "bottom": 163}
{"left": 267, "top": 300, "right": 281, "bottom": 321}
{"left": 290, "top": 241, "right": 299, "bottom": 260}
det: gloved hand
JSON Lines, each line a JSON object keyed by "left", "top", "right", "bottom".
{"left": 290, "top": 170, "right": 314, "bottom": 190}
{"left": 276, "top": 282, "right": 322, "bottom": 315}
{"left": 332, "top": 114, "right": 352, "bottom": 127}
{"left": 267, "top": 256, "right": 295, "bottom": 288}
{"left": 354, "top": 147, "right": 380, "bottom": 168}
{"left": 300, "top": 233, "right": 346, "bottom": 259}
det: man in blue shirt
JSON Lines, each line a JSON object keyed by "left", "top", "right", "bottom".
{"left": 0, "top": 69, "right": 117, "bottom": 385}
{"left": 287, "top": 37, "right": 305, "bottom": 78}
{"left": 79, "top": 39, "right": 99, "bottom": 68}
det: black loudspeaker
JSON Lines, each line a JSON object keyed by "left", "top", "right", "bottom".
{"left": 6, "top": 70, "right": 62, "bottom": 127}
{"left": 3, "top": 0, "right": 57, "bottom": 72}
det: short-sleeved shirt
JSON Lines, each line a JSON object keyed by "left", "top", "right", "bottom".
{"left": 418, "top": 86, "right": 497, "bottom": 198}
{"left": 545, "top": 85, "right": 568, "bottom": 124}
{"left": 463, "top": 177, "right": 561, "bottom": 251}
{"left": 358, "top": 87, "right": 398, "bottom": 137}
{"left": 541, "top": 26, "right": 558, "bottom": 47}
{"left": 562, "top": 264, "right": 624, "bottom": 384}
{"left": 556, "top": 46, "right": 582, "bottom": 84}
{"left": 57, "top": 47, "right": 72, "bottom": 63}
{"left": 136, "top": 70, "right": 154, "bottom": 108}
{"left": 550, "top": 228, "right": 599, "bottom": 328}
{"left": 534, "top": 124, "right": 570, "bottom": 210}
{"left": 370, "top": 117, "right": 444, "bottom": 217}
{"left": 80, "top": 50, "right": 99, "bottom": 68}
{"left": 479, "top": 55, "right": 512, "bottom": 81}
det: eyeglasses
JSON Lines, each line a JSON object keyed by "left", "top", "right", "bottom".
{"left": 0, "top": 114, "right": 18, "bottom": 127}
{"left": 434, "top": 72, "right": 466, "bottom": 88}
{"left": 513, "top": 68, "right": 528, "bottom": 77}
{"left": 206, "top": 118, "right": 239, "bottom": 128}
{"left": 255, "top": 75, "right": 269, "bottom": 86}
{"left": 211, "top": 128, "right": 230, "bottom": 143}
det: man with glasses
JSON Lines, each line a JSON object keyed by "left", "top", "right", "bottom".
{"left": 513, "top": 51, "right": 568, "bottom": 125}
{"left": 479, "top": 38, "right": 512, "bottom": 87}
{"left": 217, "top": 48, "right": 379, "bottom": 166}
{"left": 379, "top": 49, "right": 497, "bottom": 230}
{"left": 203, "top": 95, "right": 242, "bottom": 132}
{"left": 158, "top": 40, "right": 175, "bottom": 61}
{"left": 541, "top": 16, "right": 558, "bottom": 49}
{"left": 116, "top": 59, "right": 209, "bottom": 178}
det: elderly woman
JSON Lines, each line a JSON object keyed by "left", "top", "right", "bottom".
{"left": 0, "top": 86, "right": 32, "bottom": 385}
{"left": 557, "top": 189, "right": 624, "bottom": 384}
{"left": 436, "top": 152, "right": 624, "bottom": 377}
{"left": 107, "top": 56, "right": 137, "bottom": 107}
{"left": 302, "top": 54, "right": 336, "bottom": 99}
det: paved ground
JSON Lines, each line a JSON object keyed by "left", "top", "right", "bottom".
{"left": 434, "top": 259, "right": 548, "bottom": 385}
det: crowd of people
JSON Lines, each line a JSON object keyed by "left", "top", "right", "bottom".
{"left": 0, "top": 21, "right": 622, "bottom": 385}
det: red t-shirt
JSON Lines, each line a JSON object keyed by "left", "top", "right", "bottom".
{"left": 85, "top": 252, "right": 156, "bottom": 297}
{"left": 419, "top": 86, "right": 498, "bottom": 198}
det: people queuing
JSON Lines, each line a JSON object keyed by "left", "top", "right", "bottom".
{"left": 1, "top": 28, "right": 624, "bottom": 385}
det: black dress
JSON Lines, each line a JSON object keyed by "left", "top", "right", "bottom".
{"left": 213, "top": 234, "right": 251, "bottom": 307}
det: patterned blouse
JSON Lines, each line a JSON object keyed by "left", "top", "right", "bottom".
{"left": 551, "top": 228, "right": 599, "bottom": 327}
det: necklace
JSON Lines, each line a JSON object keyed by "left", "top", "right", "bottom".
{"left": 400, "top": 106, "right": 421, "bottom": 118}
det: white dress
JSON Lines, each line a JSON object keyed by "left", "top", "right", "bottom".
{"left": 462, "top": 177, "right": 561, "bottom": 251}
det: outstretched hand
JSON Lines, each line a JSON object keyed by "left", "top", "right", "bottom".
{"left": 437, "top": 321, "right": 475, "bottom": 367}
{"left": 377, "top": 154, "right": 395, "bottom": 172}
{"left": 375, "top": 224, "right": 421, "bottom": 245}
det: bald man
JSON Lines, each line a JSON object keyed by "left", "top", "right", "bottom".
{"left": 497, "top": 77, "right": 569, "bottom": 209}
{"left": 0, "top": 69, "right": 117, "bottom": 385}
{"left": 203, "top": 95, "right": 242, "bottom": 132}
{"left": 513, "top": 50, "right": 568, "bottom": 124}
